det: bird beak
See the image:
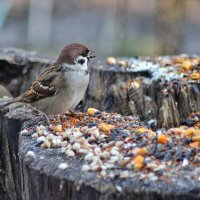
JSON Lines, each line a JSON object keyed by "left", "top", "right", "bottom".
{"left": 87, "top": 50, "right": 95, "bottom": 59}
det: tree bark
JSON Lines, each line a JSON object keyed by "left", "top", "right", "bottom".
{"left": 0, "top": 105, "right": 35, "bottom": 200}
{"left": 0, "top": 48, "right": 199, "bottom": 199}
{"left": 0, "top": 47, "right": 53, "bottom": 97}
{"left": 84, "top": 61, "right": 200, "bottom": 129}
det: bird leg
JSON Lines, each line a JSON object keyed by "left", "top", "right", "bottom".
{"left": 64, "top": 110, "right": 86, "bottom": 118}
{"left": 32, "top": 107, "right": 50, "bottom": 124}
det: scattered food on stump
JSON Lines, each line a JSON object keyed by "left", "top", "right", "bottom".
{"left": 85, "top": 54, "right": 200, "bottom": 129}
{"left": 0, "top": 48, "right": 199, "bottom": 199}
{"left": 106, "top": 55, "right": 200, "bottom": 81}
{"left": 20, "top": 108, "right": 200, "bottom": 199}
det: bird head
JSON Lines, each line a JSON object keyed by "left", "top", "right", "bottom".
{"left": 56, "top": 43, "right": 95, "bottom": 68}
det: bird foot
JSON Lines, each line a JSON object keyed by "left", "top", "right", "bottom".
{"left": 32, "top": 108, "right": 50, "bottom": 124}
{"left": 64, "top": 110, "right": 86, "bottom": 118}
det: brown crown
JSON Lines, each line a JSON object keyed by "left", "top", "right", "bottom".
{"left": 56, "top": 43, "right": 89, "bottom": 65}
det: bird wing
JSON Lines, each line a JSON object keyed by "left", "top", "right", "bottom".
{"left": 21, "top": 65, "right": 62, "bottom": 102}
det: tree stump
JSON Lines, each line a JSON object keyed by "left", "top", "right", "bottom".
{"left": 84, "top": 56, "right": 200, "bottom": 129}
{"left": 0, "top": 104, "right": 36, "bottom": 200}
{"left": 0, "top": 48, "right": 200, "bottom": 200}
{"left": 0, "top": 47, "right": 53, "bottom": 97}
{"left": 1, "top": 103, "right": 200, "bottom": 200}
{"left": 0, "top": 48, "right": 199, "bottom": 129}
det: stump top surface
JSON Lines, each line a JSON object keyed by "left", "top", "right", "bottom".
{"left": 19, "top": 110, "right": 200, "bottom": 199}
{"left": 97, "top": 55, "right": 200, "bottom": 82}
{"left": 0, "top": 48, "right": 199, "bottom": 199}
{"left": 0, "top": 47, "right": 54, "bottom": 65}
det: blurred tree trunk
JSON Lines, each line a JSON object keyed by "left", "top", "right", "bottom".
{"left": 0, "top": 0, "right": 12, "bottom": 29}
{"left": 27, "top": 0, "right": 54, "bottom": 49}
{"left": 114, "top": 0, "right": 129, "bottom": 55}
{"left": 156, "top": 0, "right": 186, "bottom": 54}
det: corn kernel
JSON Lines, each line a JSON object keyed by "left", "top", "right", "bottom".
{"left": 157, "top": 134, "right": 169, "bottom": 144}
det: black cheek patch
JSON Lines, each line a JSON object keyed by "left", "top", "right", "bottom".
{"left": 78, "top": 59, "right": 85, "bottom": 65}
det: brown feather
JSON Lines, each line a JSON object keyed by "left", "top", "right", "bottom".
{"left": 20, "top": 65, "right": 63, "bottom": 102}
{"left": 56, "top": 43, "right": 89, "bottom": 65}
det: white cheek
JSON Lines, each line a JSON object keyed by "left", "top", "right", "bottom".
{"left": 82, "top": 58, "right": 88, "bottom": 70}
{"left": 76, "top": 56, "right": 88, "bottom": 70}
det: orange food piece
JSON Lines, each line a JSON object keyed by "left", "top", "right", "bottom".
{"left": 131, "top": 81, "right": 140, "bottom": 89}
{"left": 194, "top": 130, "right": 200, "bottom": 136}
{"left": 62, "top": 121, "right": 71, "bottom": 129}
{"left": 107, "top": 57, "right": 117, "bottom": 65}
{"left": 175, "top": 57, "right": 184, "bottom": 63}
{"left": 71, "top": 117, "right": 78, "bottom": 125}
{"left": 192, "top": 136, "right": 200, "bottom": 141}
{"left": 148, "top": 130, "right": 156, "bottom": 138}
{"left": 179, "top": 61, "right": 193, "bottom": 70}
{"left": 189, "top": 141, "right": 200, "bottom": 148}
{"left": 87, "top": 108, "right": 99, "bottom": 116}
{"left": 136, "top": 147, "right": 148, "bottom": 156}
{"left": 183, "top": 128, "right": 195, "bottom": 137}
{"left": 136, "top": 127, "right": 148, "bottom": 134}
{"left": 133, "top": 155, "right": 144, "bottom": 170}
{"left": 98, "top": 123, "right": 113, "bottom": 133}
{"left": 190, "top": 73, "right": 200, "bottom": 80}
{"left": 157, "top": 134, "right": 169, "bottom": 144}
{"left": 49, "top": 124, "right": 63, "bottom": 132}
{"left": 136, "top": 127, "right": 156, "bottom": 137}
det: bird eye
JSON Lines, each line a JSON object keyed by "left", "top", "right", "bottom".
{"left": 82, "top": 50, "right": 88, "bottom": 57}
{"left": 78, "top": 59, "right": 85, "bottom": 65}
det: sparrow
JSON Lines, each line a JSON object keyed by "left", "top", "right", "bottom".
{"left": 1, "top": 43, "right": 95, "bottom": 115}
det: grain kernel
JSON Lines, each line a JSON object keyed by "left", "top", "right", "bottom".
{"left": 157, "top": 134, "right": 169, "bottom": 144}
{"left": 179, "top": 61, "right": 192, "bottom": 70}
{"left": 133, "top": 155, "right": 144, "bottom": 170}
{"left": 107, "top": 57, "right": 117, "bottom": 65}
{"left": 190, "top": 72, "right": 200, "bottom": 80}
{"left": 98, "top": 123, "right": 113, "bottom": 133}
{"left": 41, "top": 141, "right": 51, "bottom": 149}
{"left": 189, "top": 141, "right": 200, "bottom": 148}
{"left": 49, "top": 124, "right": 62, "bottom": 132}
{"left": 192, "top": 136, "right": 200, "bottom": 141}
{"left": 183, "top": 128, "right": 195, "bottom": 137}
{"left": 136, "top": 147, "right": 148, "bottom": 155}
{"left": 87, "top": 108, "right": 99, "bottom": 116}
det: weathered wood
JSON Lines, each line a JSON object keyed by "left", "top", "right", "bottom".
{"left": 0, "top": 104, "right": 36, "bottom": 200}
{"left": 83, "top": 59, "right": 200, "bottom": 129}
{"left": 0, "top": 101, "right": 199, "bottom": 200}
{"left": 0, "top": 48, "right": 53, "bottom": 97}
{"left": 0, "top": 48, "right": 200, "bottom": 200}
{"left": 19, "top": 118, "right": 200, "bottom": 200}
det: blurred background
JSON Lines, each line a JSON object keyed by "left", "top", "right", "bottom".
{"left": 0, "top": 0, "right": 200, "bottom": 59}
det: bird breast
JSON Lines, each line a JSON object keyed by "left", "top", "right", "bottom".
{"left": 32, "top": 69, "right": 89, "bottom": 114}
{"left": 60, "top": 69, "right": 89, "bottom": 109}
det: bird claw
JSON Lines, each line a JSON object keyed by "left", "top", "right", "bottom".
{"left": 64, "top": 110, "right": 86, "bottom": 118}
{"left": 33, "top": 108, "right": 50, "bottom": 124}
